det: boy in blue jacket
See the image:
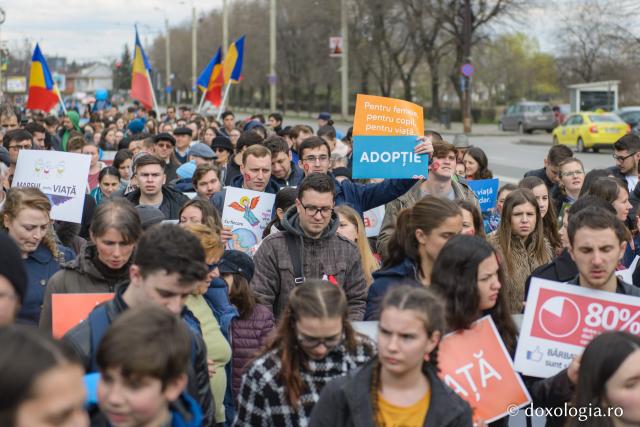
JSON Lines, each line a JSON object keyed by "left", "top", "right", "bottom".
{"left": 92, "top": 305, "right": 203, "bottom": 427}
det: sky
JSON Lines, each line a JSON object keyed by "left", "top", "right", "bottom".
{"left": 0, "top": 0, "right": 222, "bottom": 62}
{"left": 0, "top": 0, "right": 559, "bottom": 63}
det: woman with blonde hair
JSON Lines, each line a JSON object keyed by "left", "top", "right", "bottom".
{"left": 1, "top": 188, "right": 74, "bottom": 325}
{"left": 335, "top": 205, "right": 380, "bottom": 285}
{"left": 182, "top": 222, "right": 232, "bottom": 425}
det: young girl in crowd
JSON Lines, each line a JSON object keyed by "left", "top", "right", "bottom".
{"left": 182, "top": 222, "right": 231, "bottom": 426}
{"left": 40, "top": 199, "right": 143, "bottom": 332}
{"left": 485, "top": 183, "right": 516, "bottom": 233}
{"left": 519, "top": 176, "right": 562, "bottom": 252}
{"left": 179, "top": 198, "right": 222, "bottom": 234}
{"left": 234, "top": 280, "right": 375, "bottom": 427}
{"left": 488, "top": 189, "right": 553, "bottom": 313}
{"left": 463, "top": 146, "right": 492, "bottom": 180}
{"left": 310, "top": 285, "right": 472, "bottom": 427}
{"left": 99, "top": 128, "right": 117, "bottom": 151}
{"left": 365, "top": 196, "right": 462, "bottom": 320}
{"left": 456, "top": 199, "right": 486, "bottom": 238}
{"left": 0, "top": 326, "right": 89, "bottom": 427}
{"left": 218, "top": 250, "right": 275, "bottom": 399}
{"left": 1, "top": 188, "right": 74, "bottom": 326}
{"left": 567, "top": 331, "right": 640, "bottom": 427}
{"left": 335, "top": 205, "right": 380, "bottom": 285}
{"left": 556, "top": 157, "right": 585, "bottom": 222}
{"left": 112, "top": 149, "right": 132, "bottom": 188}
{"left": 588, "top": 177, "right": 633, "bottom": 223}
{"left": 82, "top": 142, "right": 106, "bottom": 190}
{"left": 89, "top": 167, "right": 121, "bottom": 205}
{"left": 263, "top": 187, "right": 297, "bottom": 238}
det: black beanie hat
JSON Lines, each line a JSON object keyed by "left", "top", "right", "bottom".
{"left": 0, "top": 232, "right": 27, "bottom": 303}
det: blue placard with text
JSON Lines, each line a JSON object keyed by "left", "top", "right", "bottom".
{"left": 352, "top": 135, "right": 428, "bottom": 179}
{"left": 467, "top": 178, "right": 500, "bottom": 212}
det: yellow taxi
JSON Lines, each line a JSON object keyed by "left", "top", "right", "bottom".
{"left": 552, "top": 111, "right": 630, "bottom": 152}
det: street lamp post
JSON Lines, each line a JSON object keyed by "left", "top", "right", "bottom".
{"left": 269, "top": 0, "right": 276, "bottom": 112}
{"left": 340, "top": 0, "right": 348, "bottom": 120}
{"left": 191, "top": 6, "right": 197, "bottom": 107}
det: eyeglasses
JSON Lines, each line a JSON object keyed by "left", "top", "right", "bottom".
{"left": 214, "top": 148, "right": 229, "bottom": 153}
{"left": 207, "top": 262, "right": 219, "bottom": 272}
{"left": 156, "top": 143, "right": 173, "bottom": 149}
{"left": 561, "top": 170, "right": 584, "bottom": 177}
{"left": 613, "top": 152, "right": 637, "bottom": 162}
{"left": 299, "top": 200, "right": 333, "bottom": 217}
{"left": 302, "top": 155, "right": 330, "bottom": 164}
{"left": 8, "top": 143, "right": 32, "bottom": 150}
{"left": 296, "top": 332, "right": 343, "bottom": 349}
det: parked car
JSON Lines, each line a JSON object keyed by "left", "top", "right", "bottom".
{"left": 615, "top": 107, "right": 640, "bottom": 134}
{"left": 499, "top": 102, "right": 556, "bottom": 133}
{"left": 552, "top": 112, "right": 630, "bottom": 153}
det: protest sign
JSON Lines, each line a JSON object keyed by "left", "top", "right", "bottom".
{"left": 438, "top": 316, "right": 531, "bottom": 423}
{"left": 514, "top": 278, "right": 640, "bottom": 378}
{"left": 352, "top": 94, "right": 426, "bottom": 178}
{"left": 353, "top": 136, "right": 428, "bottom": 179}
{"left": 12, "top": 150, "right": 91, "bottom": 223}
{"left": 363, "top": 205, "right": 385, "bottom": 238}
{"left": 467, "top": 178, "right": 499, "bottom": 212}
{"left": 52, "top": 293, "right": 114, "bottom": 338}
{"left": 221, "top": 187, "right": 275, "bottom": 256}
{"left": 353, "top": 94, "right": 424, "bottom": 136}
{"left": 615, "top": 255, "right": 639, "bottom": 285}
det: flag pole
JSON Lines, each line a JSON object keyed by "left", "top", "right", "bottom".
{"left": 55, "top": 84, "right": 67, "bottom": 115}
{"left": 216, "top": 84, "right": 232, "bottom": 121}
{"left": 197, "top": 89, "right": 207, "bottom": 113}
{"left": 146, "top": 69, "right": 159, "bottom": 113}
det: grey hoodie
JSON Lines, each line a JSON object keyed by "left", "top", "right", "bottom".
{"left": 251, "top": 207, "right": 367, "bottom": 320}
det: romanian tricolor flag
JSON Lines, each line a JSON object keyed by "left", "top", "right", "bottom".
{"left": 222, "top": 35, "right": 245, "bottom": 84}
{"left": 26, "top": 44, "right": 59, "bottom": 112}
{"left": 197, "top": 47, "right": 224, "bottom": 106}
{"left": 130, "top": 29, "right": 154, "bottom": 110}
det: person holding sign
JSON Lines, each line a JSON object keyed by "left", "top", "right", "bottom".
{"left": 567, "top": 331, "right": 640, "bottom": 427}
{"left": 567, "top": 206, "right": 640, "bottom": 296}
{"left": 39, "top": 200, "right": 143, "bottom": 333}
{"left": 310, "top": 285, "right": 472, "bottom": 427}
{"left": 365, "top": 196, "right": 462, "bottom": 320}
{"left": 211, "top": 144, "right": 280, "bottom": 215}
{"left": 377, "top": 141, "right": 478, "bottom": 262}
{"left": 488, "top": 189, "right": 553, "bottom": 314}
{"left": 1, "top": 188, "right": 74, "bottom": 326}
{"left": 297, "top": 136, "right": 433, "bottom": 217}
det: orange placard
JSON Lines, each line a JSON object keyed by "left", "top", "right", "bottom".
{"left": 353, "top": 94, "right": 424, "bottom": 136}
{"left": 52, "top": 293, "right": 114, "bottom": 338}
{"left": 438, "top": 316, "right": 531, "bottom": 423}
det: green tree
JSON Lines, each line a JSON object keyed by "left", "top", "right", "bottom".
{"left": 113, "top": 44, "right": 132, "bottom": 91}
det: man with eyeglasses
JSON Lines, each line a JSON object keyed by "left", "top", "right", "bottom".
{"left": 297, "top": 136, "right": 432, "bottom": 218}
{"left": 2, "top": 129, "right": 33, "bottom": 186}
{"left": 609, "top": 134, "right": 640, "bottom": 194}
{"left": 252, "top": 173, "right": 368, "bottom": 321}
{"left": 124, "top": 154, "right": 189, "bottom": 220}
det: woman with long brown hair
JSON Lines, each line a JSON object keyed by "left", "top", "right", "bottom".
{"left": 518, "top": 176, "right": 562, "bottom": 252}
{"left": 234, "top": 280, "right": 375, "bottom": 426}
{"left": 488, "top": 188, "right": 553, "bottom": 313}
{"left": 1, "top": 188, "right": 74, "bottom": 326}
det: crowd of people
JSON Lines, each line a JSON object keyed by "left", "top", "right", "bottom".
{"left": 0, "top": 101, "right": 640, "bottom": 427}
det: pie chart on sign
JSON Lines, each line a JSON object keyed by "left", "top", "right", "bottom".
{"left": 537, "top": 296, "right": 581, "bottom": 338}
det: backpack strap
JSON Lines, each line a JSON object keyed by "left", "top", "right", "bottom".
{"left": 285, "top": 233, "right": 305, "bottom": 284}
{"left": 87, "top": 304, "right": 110, "bottom": 373}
